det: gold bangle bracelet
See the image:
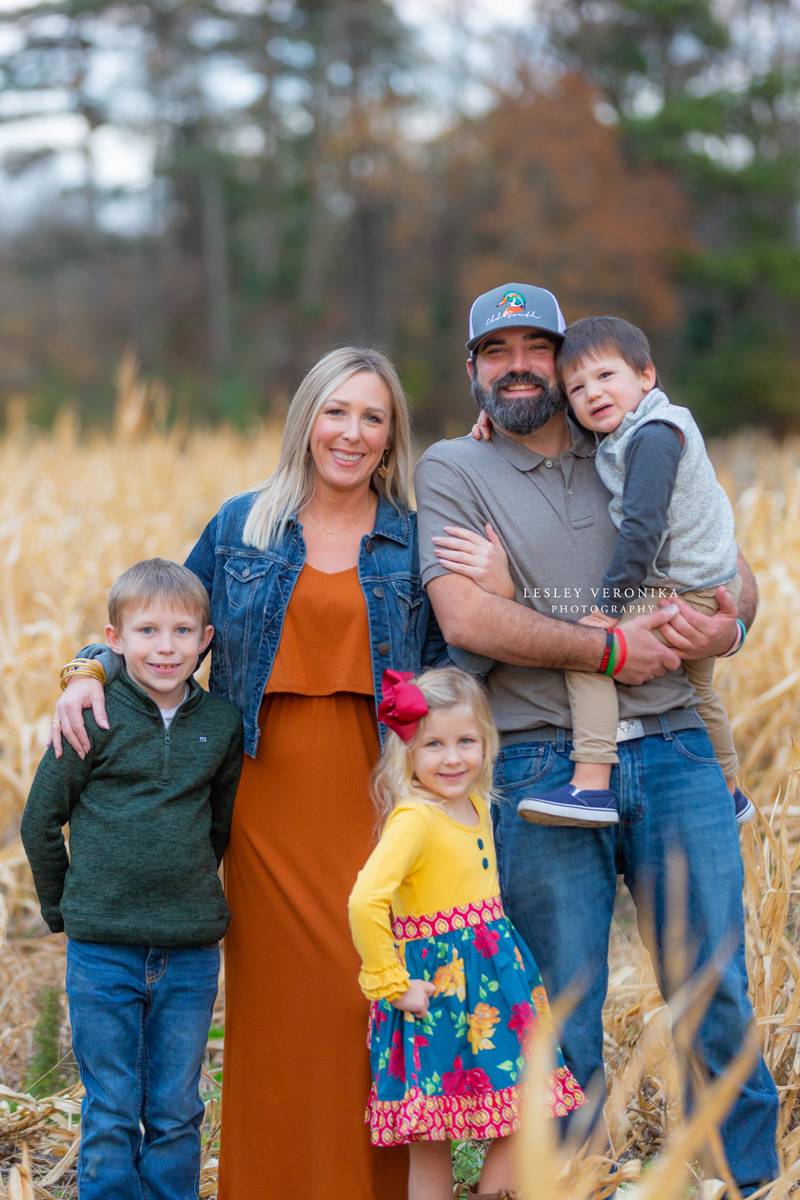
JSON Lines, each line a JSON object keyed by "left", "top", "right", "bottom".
{"left": 60, "top": 661, "right": 107, "bottom": 682}
{"left": 60, "top": 658, "right": 96, "bottom": 676}
{"left": 59, "top": 659, "right": 107, "bottom": 692}
{"left": 59, "top": 667, "right": 106, "bottom": 693}
{"left": 60, "top": 658, "right": 107, "bottom": 677}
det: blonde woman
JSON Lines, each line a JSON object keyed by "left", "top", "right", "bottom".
{"left": 53, "top": 348, "right": 450, "bottom": 1199}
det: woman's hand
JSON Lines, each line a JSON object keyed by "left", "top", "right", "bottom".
{"left": 51, "top": 678, "right": 109, "bottom": 760}
{"left": 392, "top": 979, "right": 435, "bottom": 1018}
{"left": 433, "top": 523, "right": 514, "bottom": 600}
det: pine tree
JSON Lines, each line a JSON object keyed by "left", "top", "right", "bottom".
{"left": 545, "top": 0, "right": 800, "bottom": 431}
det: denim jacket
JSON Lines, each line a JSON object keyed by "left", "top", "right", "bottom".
{"left": 183, "top": 490, "right": 447, "bottom": 756}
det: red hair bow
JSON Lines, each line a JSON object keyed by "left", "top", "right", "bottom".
{"left": 378, "top": 669, "right": 428, "bottom": 743}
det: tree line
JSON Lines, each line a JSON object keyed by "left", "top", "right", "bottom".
{"left": 0, "top": 0, "right": 797, "bottom": 435}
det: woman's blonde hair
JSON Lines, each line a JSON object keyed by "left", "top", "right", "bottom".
{"left": 243, "top": 346, "right": 413, "bottom": 551}
{"left": 371, "top": 667, "right": 499, "bottom": 828}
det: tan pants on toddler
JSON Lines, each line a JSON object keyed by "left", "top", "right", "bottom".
{"left": 566, "top": 575, "right": 741, "bottom": 779}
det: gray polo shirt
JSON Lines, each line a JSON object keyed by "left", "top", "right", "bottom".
{"left": 414, "top": 420, "right": 695, "bottom": 737}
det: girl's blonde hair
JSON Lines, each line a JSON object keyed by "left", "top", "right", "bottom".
{"left": 243, "top": 346, "right": 413, "bottom": 551}
{"left": 371, "top": 667, "right": 499, "bottom": 828}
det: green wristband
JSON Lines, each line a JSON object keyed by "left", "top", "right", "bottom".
{"left": 603, "top": 635, "right": 618, "bottom": 677}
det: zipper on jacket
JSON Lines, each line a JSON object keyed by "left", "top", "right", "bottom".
{"left": 157, "top": 684, "right": 195, "bottom": 778}
{"left": 162, "top": 723, "right": 171, "bottom": 782}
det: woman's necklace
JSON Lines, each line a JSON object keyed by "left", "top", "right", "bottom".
{"left": 303, "top": 514, "right": 345, "bottom": 543}
{"left": 302, "top": 498, "right": 376, "bottom": 543}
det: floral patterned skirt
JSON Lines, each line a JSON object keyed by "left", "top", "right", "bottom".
{"left": 366, "top": 896, "right": 586, "bottom": 1146}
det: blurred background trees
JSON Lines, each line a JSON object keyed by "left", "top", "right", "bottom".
{"left": 0, "top": 0, "right": 797, "bottom": 434}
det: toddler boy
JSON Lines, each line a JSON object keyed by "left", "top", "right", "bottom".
{"left": 21, "top": 558, "right": 243, "bottom": 1200}
{"left": 517, "top": 316, "right": 753, "bottom": 828}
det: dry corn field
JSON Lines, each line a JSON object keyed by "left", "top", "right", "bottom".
{"left": 0, "top": 374, "right": 798, "bottom": 1198}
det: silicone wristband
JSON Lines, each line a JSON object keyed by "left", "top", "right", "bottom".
{"left": 598, "top": 630, "right": 614, "bottom": 674}
{"left": 603, "top": 636, "right": 618, "bottom": 677}
{"left": 611, "top": 628, "right": 628, "bottom": 677}
{"left": 720, "top": 617, "right": 747, "bottom": 658}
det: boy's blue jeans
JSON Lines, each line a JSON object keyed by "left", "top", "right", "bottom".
{"left": 66, "top": 940, "right": 220, "bottom": 1200}
{"left": 493, "top": 723, "right": 779, "bottom": 1196}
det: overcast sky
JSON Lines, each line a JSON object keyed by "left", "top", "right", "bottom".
{"left": 0, "top": 0, "right": 539, "bottom": 230}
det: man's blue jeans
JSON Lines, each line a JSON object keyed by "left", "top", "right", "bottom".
{"left": 493, "top": 722, "right": 779, "bottom": 1195}
{"left": 66, "top": 940, "right": 220, "bottom": 1200}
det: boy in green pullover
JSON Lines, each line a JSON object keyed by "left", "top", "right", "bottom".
{"left": 21, "top": 558, "right": 243, "bottom": 1200}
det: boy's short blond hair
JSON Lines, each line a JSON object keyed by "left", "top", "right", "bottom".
{"left": 108, "top": 559, "right": 210, "bottom": 628}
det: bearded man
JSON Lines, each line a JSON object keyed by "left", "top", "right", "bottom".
{"left": 413, "top": 282, "right": 778, "bottom": 1196}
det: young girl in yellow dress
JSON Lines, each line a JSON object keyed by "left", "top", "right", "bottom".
{"left": 348, "top": 667, "right": 585, "bottom": 1200}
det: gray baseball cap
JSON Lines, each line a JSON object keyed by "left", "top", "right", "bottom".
{"left": 466, "top": 282, "right": 567, "bottom": 351}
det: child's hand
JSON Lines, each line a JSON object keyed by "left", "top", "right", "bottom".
{"left": 470, "top": 410, "right": 492, "bottom": 441}
{"left": 392, "top": 979, "right": 435, "bottom": 1018}
{"left": 578, "top": 611, "right": 618, "bottom": 629}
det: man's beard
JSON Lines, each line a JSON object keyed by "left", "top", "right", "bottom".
{"left": 472, "top": 371, "right": 566, "bottom": 435}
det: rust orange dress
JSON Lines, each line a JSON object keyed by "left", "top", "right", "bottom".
{"left": 218, "top": 564, "right": 407, "bottom": 1199}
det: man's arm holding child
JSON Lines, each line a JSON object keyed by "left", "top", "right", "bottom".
{"left": 416, "top": 451, "right": 681, "bottom": 686}
{"left": 426, "top": 573, "right": 679, "bottom": 684}
{"left": 20, "top": 741, "right": 94, "bottom": 931}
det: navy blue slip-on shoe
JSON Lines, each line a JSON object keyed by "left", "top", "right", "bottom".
{"left": 733, "top": 787, "right": 755, "bottom": 825}
{"left": 517, "top": 785, "right": 620, "bottom": 827}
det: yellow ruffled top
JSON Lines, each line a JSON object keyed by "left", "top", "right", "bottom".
{"left": 347, "top": 794, "right": 499, "bottom": 1002}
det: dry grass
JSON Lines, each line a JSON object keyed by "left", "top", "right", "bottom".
{"left": 0, "top": 372, "right": 798, "bottom": 1197}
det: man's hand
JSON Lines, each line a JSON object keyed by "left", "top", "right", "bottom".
{"left": 51, "top": 678, "right": 108, "bottom": 760}
{"left": 657, "top": 586, "right": 739, "bottom": 659}
{"left": 614, "top": 606, "right": 681, "bottom": 685}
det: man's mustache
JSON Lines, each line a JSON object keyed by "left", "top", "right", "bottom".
{"left": 491, "top": 371, "right": 551, "bottom": 396}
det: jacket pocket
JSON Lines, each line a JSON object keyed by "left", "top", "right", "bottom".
{"left": 222, "top": 556, "right": 273, "bottom": 611}
{"left": 389, "top": 576, "right": 424, "bottom": 631}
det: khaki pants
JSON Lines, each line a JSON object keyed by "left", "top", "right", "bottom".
{"left": 566, "top": 575, "right": 741, "bottom": 779}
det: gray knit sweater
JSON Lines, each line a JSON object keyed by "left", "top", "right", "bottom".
{"left": 595, "top": 388, "right": 737, "bottom": 591}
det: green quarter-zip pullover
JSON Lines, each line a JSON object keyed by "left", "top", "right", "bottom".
{"left": 21, "top": 669, "right": 243, "bottom": 947}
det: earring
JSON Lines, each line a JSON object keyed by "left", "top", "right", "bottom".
{"left": 378, "top": 448, "right": 391, "bottom": 477}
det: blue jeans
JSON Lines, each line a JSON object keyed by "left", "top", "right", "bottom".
{"left": 66, "top": 940, "right": 220, "bottom": 1200}
{"left": 493, "top": 723, "right": 779, "bottom": 1195}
